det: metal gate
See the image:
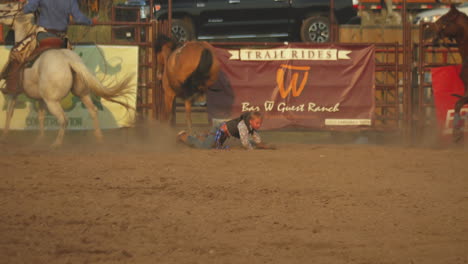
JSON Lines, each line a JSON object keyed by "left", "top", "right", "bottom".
{"left": 74, "top": 0, "right": 167, "bottom": 121}
{"left": 67, "top": 3, "right": 417, "bottom": 136}
{"left": 71, "top": 2, "right": 414, "bottom": 137}
{"left": 109, "top": 3, "right": 157, "bottom": 120}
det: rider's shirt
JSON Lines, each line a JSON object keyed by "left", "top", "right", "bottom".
{"left": 237, "top": 120, "right": 261, "bottom": 150}
{"left": 23, "top": 0, "right": 92, "bottom": 32}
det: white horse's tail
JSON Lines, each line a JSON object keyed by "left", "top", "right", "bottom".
{"left": 67, "top": 54, "right": 136, "bottom": 110}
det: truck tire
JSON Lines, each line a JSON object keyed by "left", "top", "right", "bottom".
{"left": 300, "top": 16, "right": 330, "bottom": 43}
{"left": 171, "top": 19, "right": 195, "bottom": 42}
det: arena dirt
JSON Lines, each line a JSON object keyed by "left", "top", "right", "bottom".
{"left": 0, "top": 124, "right": 467, "bottom": 264}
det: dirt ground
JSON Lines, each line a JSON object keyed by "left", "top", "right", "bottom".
{"left": 0, "top": 125, "right": 467, "bottom": 264}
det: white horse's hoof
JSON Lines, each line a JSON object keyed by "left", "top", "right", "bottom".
{"left": 50, "top": 141, "right": 63, "bottom": 148}
{"left": 33, "top": 134, "right": 45, "bottom": 144}
{"left": 0, "top": 133, "right": 8, "bottom": 143}
{"left": 94, "top": 132, "right": 104, "bottom": 143}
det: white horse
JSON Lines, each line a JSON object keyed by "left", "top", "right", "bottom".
{"left": 0, "top": 2, "right": 135, "bottom": 147}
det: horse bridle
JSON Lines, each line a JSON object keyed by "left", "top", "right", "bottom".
{"left": 0, "top": 2, "right": 24, "bottom": 27}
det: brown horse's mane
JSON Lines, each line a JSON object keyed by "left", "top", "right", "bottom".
{"left": 456, "top": 8, "right": 468, "bottom": 21}
{"left": 154, "top": 34, "right": 180, "bottom": 53}
{"left": 434, "top": 5, "right": 468, "bottom": 43}
{"left": 446, "top": 4, "right": 468, "bottom": 23}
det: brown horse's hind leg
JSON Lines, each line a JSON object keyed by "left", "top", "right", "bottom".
{"left": 452, "top": 96, "right": 468, "bottom": 143}
{"left": 184, "top": 99, "right": 193, "bottom": 132}
{"left": 452, "top": 73, "right": 468, "bottom": 143}
{"left": 44, "top": 99, "right": 68, "bottom": 147}
{"left": 1, "top": 95, "right": 17, "bottom": 141}
{"left": 163, "top": 85, "right": 176, "bottom": 124}
{"left": 81, "top": 94, "right": 103, "bottom": 143}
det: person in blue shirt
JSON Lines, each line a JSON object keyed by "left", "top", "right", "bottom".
{"left": 23, "top": 0, "right": 97, "bottom": 41}
{"left": 1, "top": 0, "right": 96, "bottom": 94}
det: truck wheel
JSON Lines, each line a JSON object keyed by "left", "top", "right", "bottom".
{"left": 300, "top": 16, "right": 330, "bottom": 43}
{"left": 171, "top": 19, "right": 195, "bottom": 42}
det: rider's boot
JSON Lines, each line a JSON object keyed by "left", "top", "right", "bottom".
{"left": 0, "top": 59, "right": 23, "bottom": 95}
{"left": 0, "top": 59, "right": 12, "bottom": 80}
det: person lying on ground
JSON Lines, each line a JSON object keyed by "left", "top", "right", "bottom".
{"left": 177, "top": 111, "right": 276, "bottom": 150}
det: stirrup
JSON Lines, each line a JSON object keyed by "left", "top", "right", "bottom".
{"left": 0, "top": 83, "right": 6, "bottom": 94}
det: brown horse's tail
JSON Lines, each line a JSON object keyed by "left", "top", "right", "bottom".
{"left": 182, "top": 48, "right": 213, "bottom": 98}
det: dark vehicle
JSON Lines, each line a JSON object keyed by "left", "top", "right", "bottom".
{"left": 157, "top": 0, "right": 357, "bottom": 42}
{"left": 117, "top": 0, "right": 358, "bottom": 42}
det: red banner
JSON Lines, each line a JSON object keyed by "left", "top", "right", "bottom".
{"left": 207, "top": 44, "right": 375, "bottom": 130}
{"left": 431, "top": 65, "right": 468, "bottom": 143}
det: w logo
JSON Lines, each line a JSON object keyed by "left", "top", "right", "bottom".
{"left": 276, "top": 64, "right": 311, "bottom": 99}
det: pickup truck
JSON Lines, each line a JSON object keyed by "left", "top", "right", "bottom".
{"left": 118, "top": 0, "right": 358, "bottom": 43}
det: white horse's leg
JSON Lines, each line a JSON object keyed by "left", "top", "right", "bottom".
{"left": 80, "top": 94, "right": 103, "bottom": 142}
{"left": 44, "top": 99, "right": 67, "bottom": 147}
{"left": 35, "top": 100, "right": 46, "bottom": 143}
{"left": 1, "top": 95, "right": 17, "bottom": 141}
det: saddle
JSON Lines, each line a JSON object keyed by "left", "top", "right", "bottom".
{"left": 1, "top": 37, "right": 64, "bottom": 95}
{"left": 24, "top": 37, "right": 65, "bottom": 68}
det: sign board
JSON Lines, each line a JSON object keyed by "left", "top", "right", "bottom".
{"left": 208, "top": 44, "right": 375, "bottom": 130}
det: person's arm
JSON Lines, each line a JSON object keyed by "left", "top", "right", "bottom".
{"left": 252, "top": 131, "right": 261, "bottom": 145}
{"left": 23, "top": 0, "right": 40, "bottom": 14}
{"left": 251, "top": 131, "right": 277, "bottom": 150}
{"left": 70, "top": 0, "right": 93, "bottom": 25}
{"left": 237, "top": 121, "right": 254, "bottom": 150}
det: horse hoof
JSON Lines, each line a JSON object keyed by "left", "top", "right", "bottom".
{"left": 452, "top": 130, "right": 464, "bottom": 143}
{"left": 95, "top": 135, "right": 104, "bottom": 144}
{"left": 33, "top": 135, "right": 45, "bottom": 145}
{"left": 50, "top": 141, "right": 63, "bottom": 148}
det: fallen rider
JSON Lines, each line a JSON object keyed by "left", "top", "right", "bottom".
{"left": 177, "top": 111, "right": 276, "bottom": 150}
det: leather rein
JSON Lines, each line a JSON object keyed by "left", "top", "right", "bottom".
{"left": 0, "top": 3, "right": 24, "bottom": 27}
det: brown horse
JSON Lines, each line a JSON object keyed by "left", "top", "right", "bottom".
{"left": 432, "top": 4, "right": 468, "bottom": 142}
{"left": 154, "top": 34, "right": 220, "bottom": 132}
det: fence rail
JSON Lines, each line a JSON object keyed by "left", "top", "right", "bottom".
{"left": 1, "top": 17, "right": 460, "bottom": 138}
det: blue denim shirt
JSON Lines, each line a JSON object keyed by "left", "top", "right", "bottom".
{"left": 23, "top": 0, "right": 92, "bottom": 32}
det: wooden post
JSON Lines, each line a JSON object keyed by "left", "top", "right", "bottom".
{"left": 168, "top": 0, "right": 172, "bottom": 37}
{"left": 402, "top": 0, "right": 413, "bottom": 144}
{"left": 151, "top": 20, "right": 158, "bottom": 119}
{"left": 330, "top": 0, "right": 337, "bottom": 42}
{"left": 0, "top": 25, "right": 3, "bottom": 43}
